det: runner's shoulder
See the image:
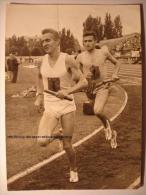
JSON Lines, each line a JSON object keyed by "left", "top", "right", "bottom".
{"left": 101, "top": 45, "right": 109, "bottom": 52}
{"left": 100, "top": 45, "right": 110, "bottom": 56}
{"left": 65, "top": 53, "right": 77, "bottom": 70}
{"left": 76, "top": 51, "right": 86, "bottom": 62}
{"left": 65, "top": 53, "right": 76, "bottom": 63}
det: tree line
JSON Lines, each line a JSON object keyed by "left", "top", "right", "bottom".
{"left": 83, "top": 13, "right": 123, "bottom": 42}
{"left": 6, "top": 12, "right": 123, "bottom": 56}
{"left": 5, "top": 28, "right": 80, "bottom": 56}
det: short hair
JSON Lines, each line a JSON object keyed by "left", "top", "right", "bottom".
{"left": 41, "top": 28, "right": 60, "bottom": 41}
{"left": 83, "top": 31, "right": 97, "bottom": 40}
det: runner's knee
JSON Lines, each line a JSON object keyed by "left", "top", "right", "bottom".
{"left": 37, "top": 138, "right": 48, "bottom": 147}
{"left": 37, "top": 136, "right": 51, "bottom": 147}
{"left": 94, "top": 105, "right": 103, "bottom": 115}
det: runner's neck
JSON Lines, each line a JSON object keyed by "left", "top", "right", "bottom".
{"left": 48, "top": 50, "right": 61, "bottom": 66}
{"left": 87, "top": 48, "right": 96, "bottom": 55}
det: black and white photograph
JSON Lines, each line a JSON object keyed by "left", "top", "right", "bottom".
{"left": 1, "top": 1, "right": 145, "bottom": 191}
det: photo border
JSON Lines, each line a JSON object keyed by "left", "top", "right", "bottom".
{"left": 0, "top": 0, "right": 146, "bottom": 195}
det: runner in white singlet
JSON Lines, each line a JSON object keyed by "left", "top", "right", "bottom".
{"left": 34, "top": 28, "right": 88, "bottom": 183}
{"left": 40, "top": 52, "right": 76, "bottom": 118}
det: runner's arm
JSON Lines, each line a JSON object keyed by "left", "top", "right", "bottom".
{"left": 67, "top": 55, "right": 88, "bottom": 95}
{"left": 76, "top": 54, "right": 84, "bottom": 73}
{"left": 34, "top": 64, "right": 44, "bottom": 107}
{"left": 35, "top": 58, "right": 44, "bottom": 95}
{"left": 56, "top": 55, "right": 88, "bottom": 99}
{"left": 106, "top": 49, "right": 120, "bottom": 79}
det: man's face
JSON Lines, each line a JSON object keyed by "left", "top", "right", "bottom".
{"left": 41, "top": 33, "right": 59, "bottom": 54}
{"left": 10, "top": 53, "right": 15, "bottom": 59}
{"left": 83, "top": 35, "right": 96, "bottom": 51}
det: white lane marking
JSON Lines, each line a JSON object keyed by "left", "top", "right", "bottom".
{"left": 108, "top": 73, "right": 142, "bottom": 78}
{"left": 107, "top": 71, "right": 142, "bottom": 78}
{"left": 108, "top": 66, "right": 142, "bottom": 71}
{"left": 7, "top": 86, "right": 128, "bottom": 185}
{"left": 128, "top": 176, "right": 141, "bottom": 189}
{"left": 122, "top": 83, "right": 141, "bottom": 86}
{"left": 108, "top": 69, "right": 142, "bottom": 74}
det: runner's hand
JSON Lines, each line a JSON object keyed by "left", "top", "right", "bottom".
{"left": 111, "top": 74, "right": 119, "bottom": 81}
{"left": 34, "top": 94, "right": 44, "bottom": 112}
{"left": 56, "top": 90, "right": 69, "bottom": 99}
{"left": 86, "top": 72, "right": 92, "bottom": 80}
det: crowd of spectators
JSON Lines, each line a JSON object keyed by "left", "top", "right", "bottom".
{"left": 114, "top": 34, "right": 141, "bottom": 63}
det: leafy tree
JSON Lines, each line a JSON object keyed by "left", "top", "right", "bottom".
{"left": 60, "top": 28, "right": 78, "bottom": 53}
{"left": 96, "top": 16, "right": 104, "bottom": 41}
{"left": 60, "top": 28, "right": 66, "bottom": 52}
{"left": 5, "top": 39, "right": 11, "bottom": 56}
{"left": 74, "top": 38, "right": 81, "bottom": 51}
{"left": 31, "top": 47, "right": 43, "bottom": 56}
{"left": 5, "top": 35, "right": 27, "bottom": 56}
{"left": 83, "top": 13, "right": 123, "bottom": 41}
{"left": 113, "top": 15, "right": 123, "bottom": 38}
{"left": 20, "top": 45, "right": 30, "bottom": 56}
{"left": 83, "top": 15, "right": 104, "bottom": 42}
{"left": 104, "top": 13, "right": 114, "bottom": 39}
{"left": 11, "top": 34, "right": 17, "bottom": 47}
{"left": 16, "top": 36, "right": 27, "bottom": 55}
{"left": 83, "top": 15, "right": 93, "bottom": 31}
{"left": 5, "top": 28, "right": 80, "bottom": 56}
{"left": 67, "top": 29, "right": 71, "bottom": 37}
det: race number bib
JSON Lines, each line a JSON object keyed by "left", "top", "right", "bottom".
{"left": 47, "top": 78, "right": 60, "bottom": 92}
{"left": 89, "top": 65, "right": 100, "bottom": 80}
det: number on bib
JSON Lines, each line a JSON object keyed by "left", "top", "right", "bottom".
{"left": 47, "top": 77, "right": 60, "bottom": 92}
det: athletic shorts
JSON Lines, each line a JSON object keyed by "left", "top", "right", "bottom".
{"left": 44, "top": 94, "right": 76, "bottom": 119}
{"left": 86, "top": 80, "right": 109, "bottom": 100}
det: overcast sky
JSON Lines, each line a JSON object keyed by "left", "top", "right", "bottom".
{"left": 6, "top": 4, "right": 141, "bottom": 44}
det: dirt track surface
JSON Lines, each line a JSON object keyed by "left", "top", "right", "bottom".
{"left": 8, "top": 85, "right": 142, "bottom": 190}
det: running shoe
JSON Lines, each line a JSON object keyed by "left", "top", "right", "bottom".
{"left": 110, "top": 130, "right": 118, "bottom": 149}
{"left": 69, "top": 170, "right": 79, "bottom": 183}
